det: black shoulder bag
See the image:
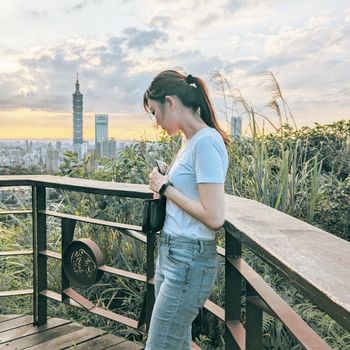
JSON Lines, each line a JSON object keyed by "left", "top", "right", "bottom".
{"left": 142, "top": 159, "right": 171, "bottom": 233}
{"left": 142, "top": 195, "right": 166, "bottom": 233}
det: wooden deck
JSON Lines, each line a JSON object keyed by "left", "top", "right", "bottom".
{"left": 0, "top": 315, "right": 143, "bottom": 350}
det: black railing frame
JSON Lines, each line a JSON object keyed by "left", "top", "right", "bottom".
{"left": 1, "top": 176, "right": 348, "bottom": 350}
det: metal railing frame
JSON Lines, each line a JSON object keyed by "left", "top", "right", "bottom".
{"left": 1, "top": 176, "right": 348, "bottom": 350}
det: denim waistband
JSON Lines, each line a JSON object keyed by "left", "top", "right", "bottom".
{"left": 159, "top": 230, "right": 216, "bottom": 247}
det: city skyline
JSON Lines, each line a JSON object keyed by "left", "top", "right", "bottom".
{"left": 0, "top": 0, "right": 349, "bottom": 141}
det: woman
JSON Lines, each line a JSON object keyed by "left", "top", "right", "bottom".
{"left": 144, "top": 70, "right": 230, "bottom": 349}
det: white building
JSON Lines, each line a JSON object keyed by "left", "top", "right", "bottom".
{"left": 95, "top": 114, "right": 108, "bottom": 145}
{"left": 231, "top": 116, "right": 242, "bottom": 139}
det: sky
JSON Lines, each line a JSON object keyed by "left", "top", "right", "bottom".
{"left": 0, "top": 0, "right": 349, "bottom": 141}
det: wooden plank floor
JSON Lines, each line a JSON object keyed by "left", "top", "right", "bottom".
{"left": 0, "top": 315, "right": 143, "bottom": 350}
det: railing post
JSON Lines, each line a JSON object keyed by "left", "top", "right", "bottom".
{"left": 225, "top": 224, "right": 243, "bottom": 350}
{"left": 145, "top": 230, "right": 156, "bottom": 330}
{"left": 32, "top": 185, "right": 47, "bottom": 326}
{"left": 246, "top": 284, "right": 263, "bottom": 350}
{"left": 61, "top": 218, "right": 76, "bottom": 302}
{"left": 32, "top": 185, "right": 37, "bottom": 325}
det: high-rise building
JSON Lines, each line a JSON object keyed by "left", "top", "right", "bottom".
{"left": 81, "top": 142, "right": 88, "bottom": 158}
{"left": 231, "top": 116, "right": 242, "bottom": 139}
{"left": 95, "top": 114, "right": 108, "bottom": 157}
{"left": 73, "top": 75, "right": 83, "bottom": 148}
{"left": 109, "top": 138, "right": 117, "bottom": 158}
{"left": 56, "top": 141, "right": 62, "bottom": 153}
{"left": 46, "top": 143, "right": 60, "bottom": 174}
{"left": 95, "top": 114, "right": 108, "bottom": 145}
{"left": 101, "top": 140, "right": 110, "bottom": 158}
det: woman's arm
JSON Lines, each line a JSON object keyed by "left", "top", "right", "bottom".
{"left": 149, "top": 168, "right": 225, "bottom": 230}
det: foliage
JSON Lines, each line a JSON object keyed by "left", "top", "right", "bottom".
{"left": 224, "top": 121, "right": 350, "bottom": 240}
{"left": 59, "top": 131, "right": 182, "bottom": 183}
{"left": 0, "top": 164, "right": 43, "bottom": 175}
{"left": 314, "top": 174, "right": 350, "bottom": 240}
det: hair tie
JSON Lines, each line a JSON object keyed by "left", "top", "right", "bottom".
{"left": 186, "top": 74, "right": 195, "bottom": 84}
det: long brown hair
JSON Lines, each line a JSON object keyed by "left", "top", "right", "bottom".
{"left": 144, "top": 70, "right": 231, "bottom": 146}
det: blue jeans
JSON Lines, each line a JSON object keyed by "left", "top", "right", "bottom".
{"left": 145, "top": 231, "right": 219, "bottom": 350}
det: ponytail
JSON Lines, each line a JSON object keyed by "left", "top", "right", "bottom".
{"left": 190, "top": 75, "right": 231, "bottom": 147}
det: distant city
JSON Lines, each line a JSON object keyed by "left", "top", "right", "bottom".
{"left": 0, "top": 77, "right": 137, "bottom": 174}
{"left": 0, "top": 76, "right": 242, "bottom": 174}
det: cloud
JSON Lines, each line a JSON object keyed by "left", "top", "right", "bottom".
{"left": 23, "top": 10, "right": 48, "bottom": 18}
{"left": 346, "top": 7, "right": 350, "bottom": 23}
{"left": 259, "top": 16, "right": 350, "bottom": 100}
{"left": 223, "top": 0, "right": 247, "bottom": 12}
{"left": 0, "top": 31, "right": 172, "bottom": 114}
{"left": 167, "top": 50, "right": 228, "bottom": 77}
{"left": 0, "top": 36, "right": 134, "bottom": 112}
{"left": 264, "top": 15, "right": 350, "bottom": 58}
{"left": 123, "top": 27, "right": 169, "bottom": 50}
{"left": 65, "top": 0, "right": 105, "bottom": 13}
{"left": 149, "top": 16, "right": 172, "bottom": 29}
{"left": 0, "top": 29, "right": 237, "bottom": 118}
{"left": 191, "top": 0, "right": 278, "bottom": 30}
{"left": 195, "top": 13, "right": 222, "bottom": 27}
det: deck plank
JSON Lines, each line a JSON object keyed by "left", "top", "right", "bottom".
{"left": 0, "top": 315, "right": 24, "bottom": 324}
{"left": 27, "top": 326, "right": 106, "bottom": 349}
{"left": 106, "top": 340, "right": 144, "bottom": 350}
{"left": 0, "top": 320, "right": 80, "bottom": 349}
{"left": 0, "top": 316, "right": 33, "bottom": 333}
{"left": 0, "top": 318, "right": 70, "bottom": 345}
{"left": 72, "top": 333, "right": 127, "bottom": 349}
{"left": 0, "top": 315, "right": 143, "bottom": 350}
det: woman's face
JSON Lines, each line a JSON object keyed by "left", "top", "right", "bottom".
{"left": 147, "top": 98, "right": 179, "bottom": 136}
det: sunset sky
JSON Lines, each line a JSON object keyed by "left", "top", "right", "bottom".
{"left": 0, "top": 0, "right": 349, "bottom": 141}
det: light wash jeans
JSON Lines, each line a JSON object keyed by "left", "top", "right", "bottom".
{"left": 145, "top": 231, "right": 219, "bottom": 350}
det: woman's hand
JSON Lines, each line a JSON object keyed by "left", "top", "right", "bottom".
{"left": 149, "top": 167, "right": 168, "bottom": 196}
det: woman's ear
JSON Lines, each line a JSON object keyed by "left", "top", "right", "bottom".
{"left": 165, "top": 95, "right": 175, "bottom": 109}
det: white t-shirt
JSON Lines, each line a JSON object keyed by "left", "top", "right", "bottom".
{"left": 162, "top": 126, "right": 229, "bottom": 240}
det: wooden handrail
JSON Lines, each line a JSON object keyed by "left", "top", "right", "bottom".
{"left": 0, "top": 175, "right": 152, "bottom": 198}
{"left": 224, "top": 197, "right": 350, "bottom": 331}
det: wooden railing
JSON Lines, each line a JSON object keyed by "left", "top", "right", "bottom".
{"left": 0, "top": 175, "right": 349, "bottom": 350}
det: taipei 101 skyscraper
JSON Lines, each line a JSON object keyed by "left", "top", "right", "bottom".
{"left": 73, "top": 74, "right": 83, "bottom": 150}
